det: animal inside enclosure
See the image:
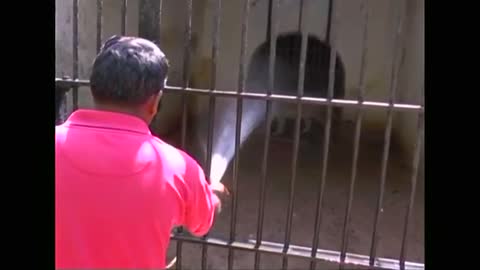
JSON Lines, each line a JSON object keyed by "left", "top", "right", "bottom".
{"left": 55, "top": 0, "right": 424, "bottom": 269}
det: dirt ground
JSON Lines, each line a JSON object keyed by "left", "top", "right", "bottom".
{"left": 163, "top": 119, "right": 425, "bottom": 270}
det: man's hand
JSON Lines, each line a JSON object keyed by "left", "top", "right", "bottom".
{"left": 210, "top": 182, "right": 230, "bottom": 214}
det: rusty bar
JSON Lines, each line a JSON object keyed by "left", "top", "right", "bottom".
{"left": 339, "top": 1, "right": 369, "bottom": 268}
{"left": 121, "top": 0, "right": 127, "bottom": 35}
{"left": 309, "top": 0, "right": 337, "bottom": 269}
{"left": 369, "top": 4, "right": 406, "bottom": 266}
{"left": 96, "top": 0, "right": 103, "bottom": 53}
{"left": 399, "top": 86, "right": 424, "bottom": 270}
{"left": 282, "top": 0, "right": 308, "bottom": 269}
{"left": 254, "top": 0, "right": 279, "bottom": 269}
{"left": 72, "top": 0, "right": 79, "bottom": 111}
{"left": 55, "top": 78, "right": 423, "bottom": 112}
{"left": 205, "top": 0, "right": 222, "bottom": 182}
{"left": 227, "top": 1, "right": 250, "bottom": 270}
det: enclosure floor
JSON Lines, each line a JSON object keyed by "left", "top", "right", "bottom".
{"left": 165, "top": 124, "right": 424, "bottom": 270}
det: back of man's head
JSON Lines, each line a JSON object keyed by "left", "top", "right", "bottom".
{"left": 90, "top": 36, "right": 169, "bottom": 107}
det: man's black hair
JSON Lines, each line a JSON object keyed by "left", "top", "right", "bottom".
{"left": 90, "top": 35, "right": 169, "bottom": 106}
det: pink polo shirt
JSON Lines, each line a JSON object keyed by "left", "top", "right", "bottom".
{"left": 55, "top": 109, "right": 218, "bottom": 269}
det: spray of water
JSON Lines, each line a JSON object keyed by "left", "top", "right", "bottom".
{"left": 198, "top": 53, "right": 297, "bottom": 185}
{"left": 208, "top": 98, "right": 267, "bottom": 185}
{"left": 198, "top": 37, "right": 345, "bottom": 185}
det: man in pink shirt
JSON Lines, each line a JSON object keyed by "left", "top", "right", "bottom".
{"left": 55, "top": 36, "right": 226, "bottom": 269}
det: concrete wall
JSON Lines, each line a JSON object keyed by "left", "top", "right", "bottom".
{"left": 192, "top": 0, "right": 402, "bottom": 125}
{"left": 55, "top": 0, "right": 424, "bottom": 167}
{"left": 55, "top": 0, "right": 216, "bottom": 135}
{"left": 56, "top": 0, "right": 139, "bottom": 111}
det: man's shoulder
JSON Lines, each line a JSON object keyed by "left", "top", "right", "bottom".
{"left": 149, "top": 136, "right": 198, "bottom": 172}
{"left": 55, "top": 124, "right": 68, "bottom": 141}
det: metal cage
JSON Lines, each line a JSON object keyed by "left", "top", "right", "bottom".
{"left": 55, "top": 0, "right": 424, "bottom": 269}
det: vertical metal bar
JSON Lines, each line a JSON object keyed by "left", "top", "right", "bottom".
{"left": 180, "top": 0, "right": 193, "bottom": 150}
{"left": 325, "top": 0, "right": 334, "bottom": 42}
{"left": 227, "top": 1, "right": 250, "bottom": 270}
{"left": 159, "top": 0, "right": 163, "bottom": 42}
{"left": 201, "top": 1, "right": 222, "bottom": 269}
{"left": 176, "top": 1, "right": 192, "bottom": 269}
{"left": 96, "top": 0, "right": 103, "bottom": 53}
{"left": 175, "top": 239, "right": 183, "bottom": 270}
{"left": 254, "top": 0, "right": 279, "bottom": 268}
{"left": 369, "top": 3, "right": 406, "bottom": 266}
{"left": 297, "top": 0, "right": 303, "bottom": 32}
{"left": 72, "top": 0, "right": 79, "bottom": 111}
{"left": 309, "top": 0, "right": 337, "bottom": 269}
{"left": 282, "top": 0, "right": 308, "bottom": 269}
{"left": 399, "top": 86, "right": 424, "bottom": 270}
{"left": 205, "top": 0, "right": 222, "bottom": 186}
{"left": 339, "top": 1, "right": 369, "bottom": 269}
{"left": 266, "top": 0, "right": 273, "bottom": 42}
{"left": 121, "top": 0, "right": 127, "bottom": 35}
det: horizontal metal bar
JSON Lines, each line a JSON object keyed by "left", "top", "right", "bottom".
{"left": 170, "top": 234, "right": 424, "bottom": 270}
{"left": 55, "top": 79, "right": 423, "bottom": 112}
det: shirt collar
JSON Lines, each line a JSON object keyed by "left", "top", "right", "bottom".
{"left": 64, "top": 109, "right": 151, "bottom": 135}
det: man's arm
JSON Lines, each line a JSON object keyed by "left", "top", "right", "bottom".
{"left": 179, "top": 153, "right": 221, "bottom": 237}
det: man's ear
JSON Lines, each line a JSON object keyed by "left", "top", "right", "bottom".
{"left": 149, "top": 91, "right": 163, "bottom": 116}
